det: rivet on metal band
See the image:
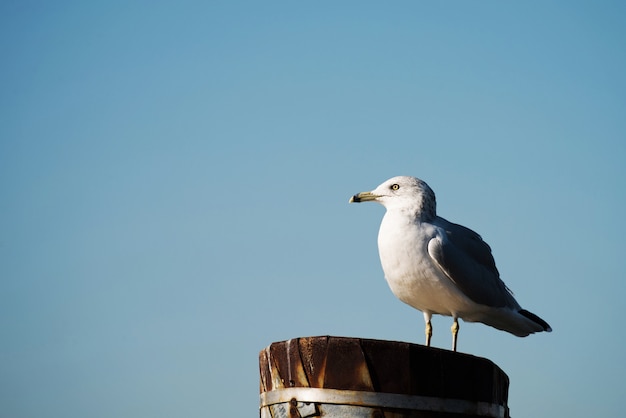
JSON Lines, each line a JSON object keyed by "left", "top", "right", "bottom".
{"left": 260, "top": 387, "right": 507, "bottom": 418}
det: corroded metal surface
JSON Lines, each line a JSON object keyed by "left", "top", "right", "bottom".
{"left": 259, "top": 336, "right": 509, "bottom": 418}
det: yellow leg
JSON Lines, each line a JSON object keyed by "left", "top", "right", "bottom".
{"left": 451, "top": 318, "right": 459, "bottom": 352}
{"left": 423, "top": 312, "right": 433, "bottom": 347}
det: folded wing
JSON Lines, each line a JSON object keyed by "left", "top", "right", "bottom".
{"left": 427, "top": 217, "right": 520, "bottom": 310}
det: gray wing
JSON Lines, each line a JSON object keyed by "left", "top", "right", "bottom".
{"left": 427, "top": 217, "right": 520, "bottom": 309}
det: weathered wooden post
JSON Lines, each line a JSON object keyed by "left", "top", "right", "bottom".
{"left": 259, "top": 336, "right": 509, "bottom": 418}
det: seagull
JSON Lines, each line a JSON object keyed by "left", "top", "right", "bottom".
{"left": 349, "top": 176, "right": 551, "bottom": 351}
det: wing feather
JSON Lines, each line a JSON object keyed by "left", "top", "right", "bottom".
{"left": 427, "top": 217, "right": 519, "bottom": 309}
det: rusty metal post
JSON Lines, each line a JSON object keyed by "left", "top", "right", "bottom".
{"left": 259, "top": 336, "right": 509, "bottom": 418}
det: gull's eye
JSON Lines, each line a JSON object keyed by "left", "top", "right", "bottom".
{"left": 390, "top": 184, "right": 400, "bottom": 191}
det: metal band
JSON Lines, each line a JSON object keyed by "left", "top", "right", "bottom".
{"left": 260, "top": 387, "right": 507, "bottom": 418}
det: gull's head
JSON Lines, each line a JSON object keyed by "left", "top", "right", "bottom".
{"left": 349, "top": 176, "right": 437, "bottom": 219}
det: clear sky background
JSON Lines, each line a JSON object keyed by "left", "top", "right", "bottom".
{"left": 1, "top": 2, "right": 625, "bottom": 417}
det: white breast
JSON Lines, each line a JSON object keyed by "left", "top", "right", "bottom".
{"left": 377, "top": 210, "right": 476, "bottom": 317}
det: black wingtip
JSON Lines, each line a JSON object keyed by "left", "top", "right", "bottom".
{"left": 520, "top": 309, "right": 552, "bottom": 332}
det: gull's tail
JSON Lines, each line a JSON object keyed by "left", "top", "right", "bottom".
{"left": 476, "top": 307, "right": 552, "bottom": 337}
{"left": 519, "top": 309, "right": 552, "bottom": 333}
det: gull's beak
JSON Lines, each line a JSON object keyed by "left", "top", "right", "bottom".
{"left": 349, "top": 191, "right": 379, "bottom": 203}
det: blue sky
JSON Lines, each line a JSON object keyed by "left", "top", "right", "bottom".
{"left": 1, "top": 1, "right": 625, "bottom": 417}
